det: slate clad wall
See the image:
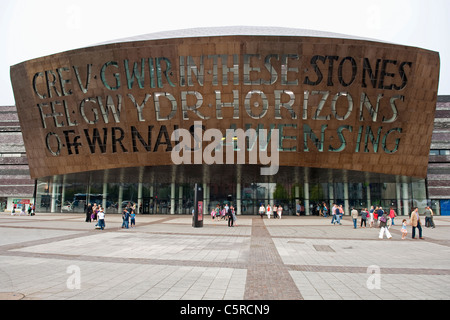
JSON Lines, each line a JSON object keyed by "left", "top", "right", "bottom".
{"left": 428, "top": 96, "right": 450, "bottom": 199}
{"left": 0, "top": 106, "right": 34, "bottom": 197}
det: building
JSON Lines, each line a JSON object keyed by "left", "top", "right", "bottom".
{"left": 428, "top": 95, "right": 450, "bottom": 215}
{"left": 0, "top": 105, "right": 34, "bottom": 212}
{"left": 8, "top": 27, "right": 441, "bottom": 215}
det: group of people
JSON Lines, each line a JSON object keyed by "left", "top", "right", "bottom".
{"left": 408, "top": 206, "right": 436, "bottom": 239}
{"left": 85, "top": 202, "right": 137, "bottom": 230}
{"left": 349, "top": 206, "right": 397, "bottom": 229}
{"left": 258, "top": 204, "right": 283, "bottom": 219}
{"left": 348, "top": 205, "right": 435, "bottom": 240}
{"left": 330, "top": 204, "right": 345, "bottom": 225}
{"left": 11, "top": 203, "right": 35, "bottom": 216}
{"left": 85, "top": 203, "right": 106, "bottom": 229}
{"left": 349, "top": 206, "right": 396, "bottom": 239}
{"left": 210, "top": 203, "right": 237, "bottom": 227}
{"left": 121, "top": 202, "right": 136, "bottom": 229}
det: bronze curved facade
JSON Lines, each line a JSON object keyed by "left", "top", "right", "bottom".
{"left": 10, "top": 28, "right": 441, "bottom": 215}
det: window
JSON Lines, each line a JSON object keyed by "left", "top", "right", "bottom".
{"left": 429, "top": 149, "right": 450, "bottom": 156}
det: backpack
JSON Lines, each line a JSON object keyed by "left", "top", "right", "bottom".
{"left": 379, "top": 215, "right": 387, "bottom": 223}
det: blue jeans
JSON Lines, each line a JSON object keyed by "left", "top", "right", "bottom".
{"left": 353, "top": 218, "right": 357, "bottom": 228}
{"left": 122, "top": 220, "right": 129, "bottom": 228}
{"left": 98, "top": 219, "right": 105, "bottom": 230}
{"left": 332, "top": 215, "right": 341, "bottom": 224}
{"left": 412, "top": 221, "right": 423, "bottom": 238}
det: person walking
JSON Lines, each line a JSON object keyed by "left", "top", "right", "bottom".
{"left": 130, "top": 209, "right": 136, "bottom": 228}
{"left": 227, "top": 205, "right": 234, "bottom": 227}
{"left": 224, "top": 203, "right": 229, "bottom": 219}
{"left": 273, "top": 205, "right": 278, "bottom": 219}
{"left": 401, "top": 219, "right": 408, "bottom": 240}
{"left": 389, "top": 207, "right": 396, "bottom": 225}
{"left": 424, "top": 206, "right": 435, "bottom": 228}
{"left": 215, "top": 204, "right": 221, "bottom": 220}
{"left": 351, "top": 207, "right": 358, "bottom": 229}
{"left": 97, "top": 206, "right": 105, "bottom": 230}
{"left": 378, "top": 210, "right": 392, "bottom": 239}
{"left": 259, "top": 204, "right": 265, "bottom": 219}
{"left": 332, "top": 204, "right": 341, "bottom": 225}
{"left": 369, "top": 206, "right": 374, "bottom": 228}
{"left": 374, "top": 206, "right": 380, "bottom": 226}
{"left": 121, "top": 208, "right": 129, "bottom": 229}
{"left": 360, "top": 208, "right": 368, "bottom": 228}
{"left": 266, "top": 204, "right": 272, "bottom": 219}
{"left": 322, "top": 202, "right": 328, "bottom": 218}
{"left": 85, "top": 203, "right": 92, "bottom": 222}
{"left": 410, "top": 207, "right": 424, "bottom": 239}
{"left": 277, "top": 205, "right": 283, "bottom": 219}
{"left": 231, "top": 205, "right": 237, "bottom": 226}
{"left": 92, "top": 203, "right": 98, "bottom": 221}
{"left": 331, "top": 204, "right": 337, "bottom": 224}
{"left": 377, "top": 206, "right": 384, "bottom": 227}
{"left": 339, "top": 205, "right": 344, "bottom": 220}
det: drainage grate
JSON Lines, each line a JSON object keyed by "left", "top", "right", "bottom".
{"left": 313, "top": 245, "right": 335, "bottom": 252}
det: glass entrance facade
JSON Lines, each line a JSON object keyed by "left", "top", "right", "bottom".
{"left": 35, "top": 164, "right": 428, "bottom": 216}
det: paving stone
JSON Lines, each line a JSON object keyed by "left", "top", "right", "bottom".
{"left": 0, "top": 213, "right": 449, "bottom": 300}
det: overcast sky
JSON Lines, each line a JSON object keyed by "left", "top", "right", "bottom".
{"left": 1, "top": 0, "right": 449, "bottom": 105}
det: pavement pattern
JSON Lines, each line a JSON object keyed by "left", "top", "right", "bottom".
{"left": 0, "top": 213, "right": 449, "bottom": 300}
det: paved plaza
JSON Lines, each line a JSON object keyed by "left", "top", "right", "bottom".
{"left": 0, "top": 212, "right": 449, "bottom": 301}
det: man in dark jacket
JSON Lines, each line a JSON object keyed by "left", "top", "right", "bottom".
{"left": 85, "top": 203, "right": 93, "bottom": 222}
{"left": 227, "top": 205, "right": 234, "bottom": 227}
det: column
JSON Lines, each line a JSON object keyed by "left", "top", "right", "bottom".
{"left": 366, "top": 183, "right": 372, "bottom": 210}
{"left": 61, "top": 176, "right": 66, "bottom": 213}
{"left": 203, "top": 182, "right": 208, "bottom": 216}
{"left": 170, "top": 182, "right": 176, "bottom": 215}
{"left": 402, "top": 182, "right": 409, "bottom": 216}
{"left": 202, "top": 166, "right": 209, "bottom": 216}
{"left": 137, "top": 167, "right": 144, "bottom": 214}
{"left": 51, "top": 181, "right": 57, "bottom": 213}
{"left": 102, "top": 170, "right": 109, "bottom": 211}
{"left": 396, "top": 183, "right": 401, "bottom": 216}
{"left": 102, "top": 183, "right": 107, "bottom": 210}
{"left": 328, "top": 183, "right": 334, "bottom": 209}
{"left": 118, "top": 185, "right": 123, "bottom": 213}
{"left": 137, "top": 182, "right": 143, "bottom": 214}
{"left": 304, "top": 182, "right": 310, "bottom": 215}
{"left": 236, "top": 165, "right": 242, "bottom": 215}
{"left": 178, "top": 185, "right": 183, "bottom": 214}
{"left": 344, "top": 182, "right": 349, "bottom": 216}
{"left": 149, "top": 185, "right": 154, "bottom": 213}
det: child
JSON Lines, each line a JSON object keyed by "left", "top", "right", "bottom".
{"left": 130, "top": 210, "right": 136, "bottom": 228}
{"left": 97, "top": 207, "right": 105, "bottom": 230}
{"left": 401, "top": 219, "right": 408, "bottom": 240}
